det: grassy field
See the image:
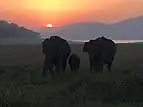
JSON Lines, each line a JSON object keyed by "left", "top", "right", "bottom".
{"left": 0, "top": 43, "right": 143, "bottom": 107}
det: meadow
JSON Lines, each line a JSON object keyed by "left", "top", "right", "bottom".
{"left": 0, "top": 43, "right": 143, "bottom": 107}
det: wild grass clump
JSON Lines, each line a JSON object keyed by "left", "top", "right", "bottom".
{"left": 0, "top": 44, "right": 143, "bottom": 107}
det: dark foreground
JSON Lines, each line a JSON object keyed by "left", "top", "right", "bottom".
{"left": 0, "top": 43, "right": 143, "bottom": 107}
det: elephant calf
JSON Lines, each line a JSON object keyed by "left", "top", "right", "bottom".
{"left": 68, "top": 54, "right": 80, "bottom": 73}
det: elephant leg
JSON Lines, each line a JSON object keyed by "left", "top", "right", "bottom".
{"left": 48, "top": 66, "right": 54, "bottom": 76}
{"left": 53, "top": 58, "right": 60, "bottom": 73}
{"left": 99, "top": 64, "right": 104, "bottom": 72}
{"left": 93, "top": 60, "right": 103, "bottom": 73}
{"left": 43, "top": 55, "right": 55, "bottom": 77}
{"left": 43, "top": 62, "right": 54, "bottom": 77}
{"left": 55, "top": 60, "right": 62, "bottom": 73}
{"left": 107, "top": 62, "right": 112, "bottom": 72}
{"left": 62, "top": 54, "right": 70, "bottom": 73}
{"left": 70, "top": 65, "right": 74, "bottom": 72}
{"left": 94, "top": 64, "right": 103, "bottom": 73}
{"left": 42, "top": 56, "right": 49, "bottom": 77}
{"left": 89, "top": 60, "right": 94, "bottom": 73}
{"left": 75, "top": 67, "right": 79, "bottom": 73}
{"left": 76, "top": 65, "right": 80, "bottom": 73}
{"left": 92, "top": 57, "right": 99, "bottom": 73}
{"left": 42, "top": 63, "right": 47, "bottom": 77}
{"left": 62, "top": 59, "right": 67, "bottom": 73}
{"left": 54, "top": 62, "right": 59, "bottom": 73}
{"left": 93, "top": 62, "right": 98, "bottom": 73}
{"left": 99, "top": 61, "right": 104, "bottom": 72}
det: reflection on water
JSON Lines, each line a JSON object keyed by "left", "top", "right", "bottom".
{"left": 71, "top": 40, "right": 143, "bottom": 43}
{"left": 113, "top": 40, "right": 143, "bottom": 43}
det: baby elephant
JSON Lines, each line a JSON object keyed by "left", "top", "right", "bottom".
{"left": 68, "top": 54, "right": 80, "bottom": 73}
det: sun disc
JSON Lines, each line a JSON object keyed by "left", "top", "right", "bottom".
{"left": 46, "top": 24, "right": 53, "bottom": 28}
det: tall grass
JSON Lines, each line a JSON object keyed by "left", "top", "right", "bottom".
{"left": 0, "top": 44, "right": 143, "bottom": 107}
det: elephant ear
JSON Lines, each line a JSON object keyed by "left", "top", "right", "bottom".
{"left": 42, "top": 41, "right": 45, "bottom": 54}
{"left": 83, "top": 42, "right": 90, "bottom": 52}
{"left": 42, "top": 38, "right": 50, "bottom": 54}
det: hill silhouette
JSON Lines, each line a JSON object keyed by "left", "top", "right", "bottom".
{"left": 0, "top": 20, "right": 41, "bottom": 45}
{"left": 0, "top": 20, "right": 40, "bottom": 38}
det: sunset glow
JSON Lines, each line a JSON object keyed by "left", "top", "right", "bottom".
{"left": 46, "top": 24, "right": 53, "bottom": 28}
{"left": 0, "top": 0, "right": 143, "bottom": 29}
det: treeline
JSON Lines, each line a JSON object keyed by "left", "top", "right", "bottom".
{"left": 0, "top": 20, "right": 40, "bottom": 38}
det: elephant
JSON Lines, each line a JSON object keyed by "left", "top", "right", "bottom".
{"left": 42, "top": 36, "right": 71, "bottom": 76}
{"left": 83, "top": 36, "right": 117, "bottom": 72}
{"left": 68, "top": 53, "right": 80, "bottom": 73}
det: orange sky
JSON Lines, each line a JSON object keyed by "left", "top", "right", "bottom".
{"left": 0, "top": 0, "right": 143, "bottom": 29}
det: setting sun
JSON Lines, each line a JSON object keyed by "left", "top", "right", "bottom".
{"left": 46, "top": 24, "right": 53, "bottom": 28}
{"left": 1, "top": 0, "right": 143, "bottom": 29}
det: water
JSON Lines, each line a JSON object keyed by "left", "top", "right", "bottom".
{"left": 1, "top": 38, "right": 143, "bottom": 45}
{"left": 71, "top": 40, "right": 143, "bottom": 44}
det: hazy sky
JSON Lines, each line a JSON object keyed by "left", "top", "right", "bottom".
{"left": 0, "top": 0, "right": 143, "bottom": 29}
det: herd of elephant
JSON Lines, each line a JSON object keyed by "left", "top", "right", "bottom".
{"left": 42, "top": 36, "right": 117, "bottom": 77}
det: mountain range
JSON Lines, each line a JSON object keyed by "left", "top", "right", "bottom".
{"left": 1, "top": 20, "right": 41, "bottom": 45}
{"left": 39, "top": 15, "right": 143, "bottom": 40}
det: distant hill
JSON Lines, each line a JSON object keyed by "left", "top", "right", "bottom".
{"left": 0, "top": 20, "right": 41, "bottom": 45}
{"left": 39, "top": 15, "right": 143, "bottom": 40}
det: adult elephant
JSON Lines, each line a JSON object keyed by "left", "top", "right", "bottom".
{"left": 42, "top": 36, "right": 71, "bottom": 76}
{"left": 83, "top": 36, "right": 117, "bottom": 72}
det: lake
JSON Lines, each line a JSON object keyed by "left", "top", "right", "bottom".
{"left": 71, "top": 40, "right": 143, "bottom": 44}
{"left": 1, "top": 39, "right": 143, "bottom": 45}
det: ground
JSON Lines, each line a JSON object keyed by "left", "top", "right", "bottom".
{"left": 0, "top": 43, "right": 143, "bottom": 107}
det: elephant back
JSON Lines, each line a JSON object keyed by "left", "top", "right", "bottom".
{"left": 85, "top": 36, "right": 116, "bottom": 60}
{"left": 50, "top": 36, "right": 71, "bottom": 57}
{"left": 96, "top": 37, "right": 117, "bottom": 62}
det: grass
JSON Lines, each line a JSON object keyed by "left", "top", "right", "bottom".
{"left": 0, "top": 43, "right": 143, "bottom": 107}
